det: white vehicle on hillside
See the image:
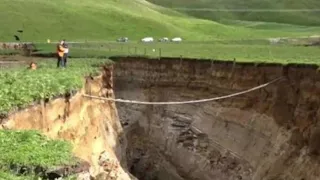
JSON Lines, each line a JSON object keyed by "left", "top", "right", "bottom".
{"left": 171, "top": 37, "right": 182, "bottom": 42}
{"left": 141, "top": 37, "right": 154, "bottom": 42}
{"left": 117, "top": 37, "right": 128, "bottom": 42}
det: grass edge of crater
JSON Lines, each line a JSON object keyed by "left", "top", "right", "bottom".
{"left": 0, "top": 58, "right": 111, "bottom": 115}
{"left": 0, "top": 130, "right": 75, "bottom": 178}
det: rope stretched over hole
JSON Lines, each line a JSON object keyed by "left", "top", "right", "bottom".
{"left": 82, "top": 77, "right": 284, "bottom": 105}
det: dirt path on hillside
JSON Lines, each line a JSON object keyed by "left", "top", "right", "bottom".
{"left": 0, "top": 55, "right": 44, "bottom": 69}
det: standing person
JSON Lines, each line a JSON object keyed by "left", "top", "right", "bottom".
{"left": 62, "top": 40, "right": 69, "bottom": 67}
{"left": 56, "top": 40, "right": 65, "bottom": 68}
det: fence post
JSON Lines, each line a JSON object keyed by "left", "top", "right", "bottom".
{"left": 144, "top": 48, "right": 147, "bottom": 56}
{"left": 159, "top": 48, "right": 162, "bottom": 60}
{"left": 177, "top": 55, "right": 183, "bottom": 77}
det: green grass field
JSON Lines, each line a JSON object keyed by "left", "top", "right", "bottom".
{"left": 0, "top": 58, "right": 109, "bottom": 115}
{"left": 1, "top": 0, "right": 320, "bottom": 42}
{"left": 0, "top": 130, "right": 74, "bottom": 179}
{"left": 2, "top": 40, "right": 319, "bottom": 65}
{"left": 148, "top": 0, "right": 320, "bottom": 26}
{"left": 20, "top": 42, "right": 319, "bottom": 65}
{"left": 0, "top": 172, "right": 76, "bottom": 180}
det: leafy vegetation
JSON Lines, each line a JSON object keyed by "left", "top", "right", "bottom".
{"left": 0, "top": 171, "right": 77, "bottom": 180}
{"left": 0, "top": 130, "right": 73, "bottom": 168}
{"left": 0, "top": 58, "right": 109, "bottom": 114}
{"left": 0, "top": 58, "right": 103, "bottom": 179}
{"left": 0, "top": 171, "right": 34, "bottom": 180}
{"left": 0, "top": 130, "right": 76, "bottom": 179}
{"left": 0, "top": 0, "right": 320, "bottom": 42}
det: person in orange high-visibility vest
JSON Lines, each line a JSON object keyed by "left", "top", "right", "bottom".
{"left": 57, "top": 40, "right": 65, "bottom": 68}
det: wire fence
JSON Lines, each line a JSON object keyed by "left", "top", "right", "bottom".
{"left": 1, "top": 40, "right": 320, "bottom": 67}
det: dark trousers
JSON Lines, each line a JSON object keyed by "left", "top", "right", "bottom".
{"left": 63, "top": 53, "right": 68, "bottom": 67}
{"left": 57, "top": 56, "right": 64, "bottom": 67}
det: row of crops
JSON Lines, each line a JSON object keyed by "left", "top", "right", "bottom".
{"left": 0, "top": 58, "right": 110, "bottom": 116}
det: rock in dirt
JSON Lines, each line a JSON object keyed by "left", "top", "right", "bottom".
{"left": 46, "top": 158, "right": 90, "bottom": 179}
{"left": 77, "top": 172, "right": 93, "bottom": 180}
{"left": 97, "top": 151, "right": 121, "bottom": 179}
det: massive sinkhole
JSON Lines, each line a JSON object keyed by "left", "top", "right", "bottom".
{"left": 2, "top": 56, "right": 319, "bottom": 180}
{"left": 112, "top": 57, "right": 320, "bottom": 180}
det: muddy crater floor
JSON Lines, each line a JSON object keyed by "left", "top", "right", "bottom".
{"left": 112, "top": 57, "right": 320, "bottom": 180}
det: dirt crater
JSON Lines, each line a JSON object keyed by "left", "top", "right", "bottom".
{"left": 112, "top": 57, "right": 320, "bottom": 180}
{"left": 1, "top": 57, "right": 320, "bottom": 180}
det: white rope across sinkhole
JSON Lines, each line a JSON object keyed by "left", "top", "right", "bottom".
{"left": 82, "top": 77, "right": 284, "bottom": 105}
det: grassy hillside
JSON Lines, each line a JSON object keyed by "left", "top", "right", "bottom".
{"left": 148, "top": 0, "right": 320, "bottom": 26}
{"left": 0, "top": 0, "right": 319, "bottom": 42}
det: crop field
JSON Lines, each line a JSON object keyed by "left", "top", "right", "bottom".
{"left": 0, "top": 58, "right": 109, "bottom": 115}
{"left": 0, "top": 130, "right": 74, "bottom": 180}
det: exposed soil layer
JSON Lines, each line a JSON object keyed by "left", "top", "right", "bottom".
{"left": 112, "top": 57, "right": 320, "bottom": 180}
{"left": 1, "top": 66, "right": 135, "bottom": 180}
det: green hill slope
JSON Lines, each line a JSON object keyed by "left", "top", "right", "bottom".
{"left": 147, "top": 0, "right": 320, "bottom": 26}
{"left": 0, "top": 0, "right": 319, "bottom": 42}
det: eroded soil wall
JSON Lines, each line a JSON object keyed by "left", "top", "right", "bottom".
{"left": 1, "top": 66, "right": 135, "bottom": 180}
{"left": 113, "top": 57, "right": 320, "bottom": 180}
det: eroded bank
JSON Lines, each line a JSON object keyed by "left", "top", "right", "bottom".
{"left": 1, "top": 65, "right": 135, "bottom": 180}
{"left": 112, "top": 57, "right": 320, "bottom": 180}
